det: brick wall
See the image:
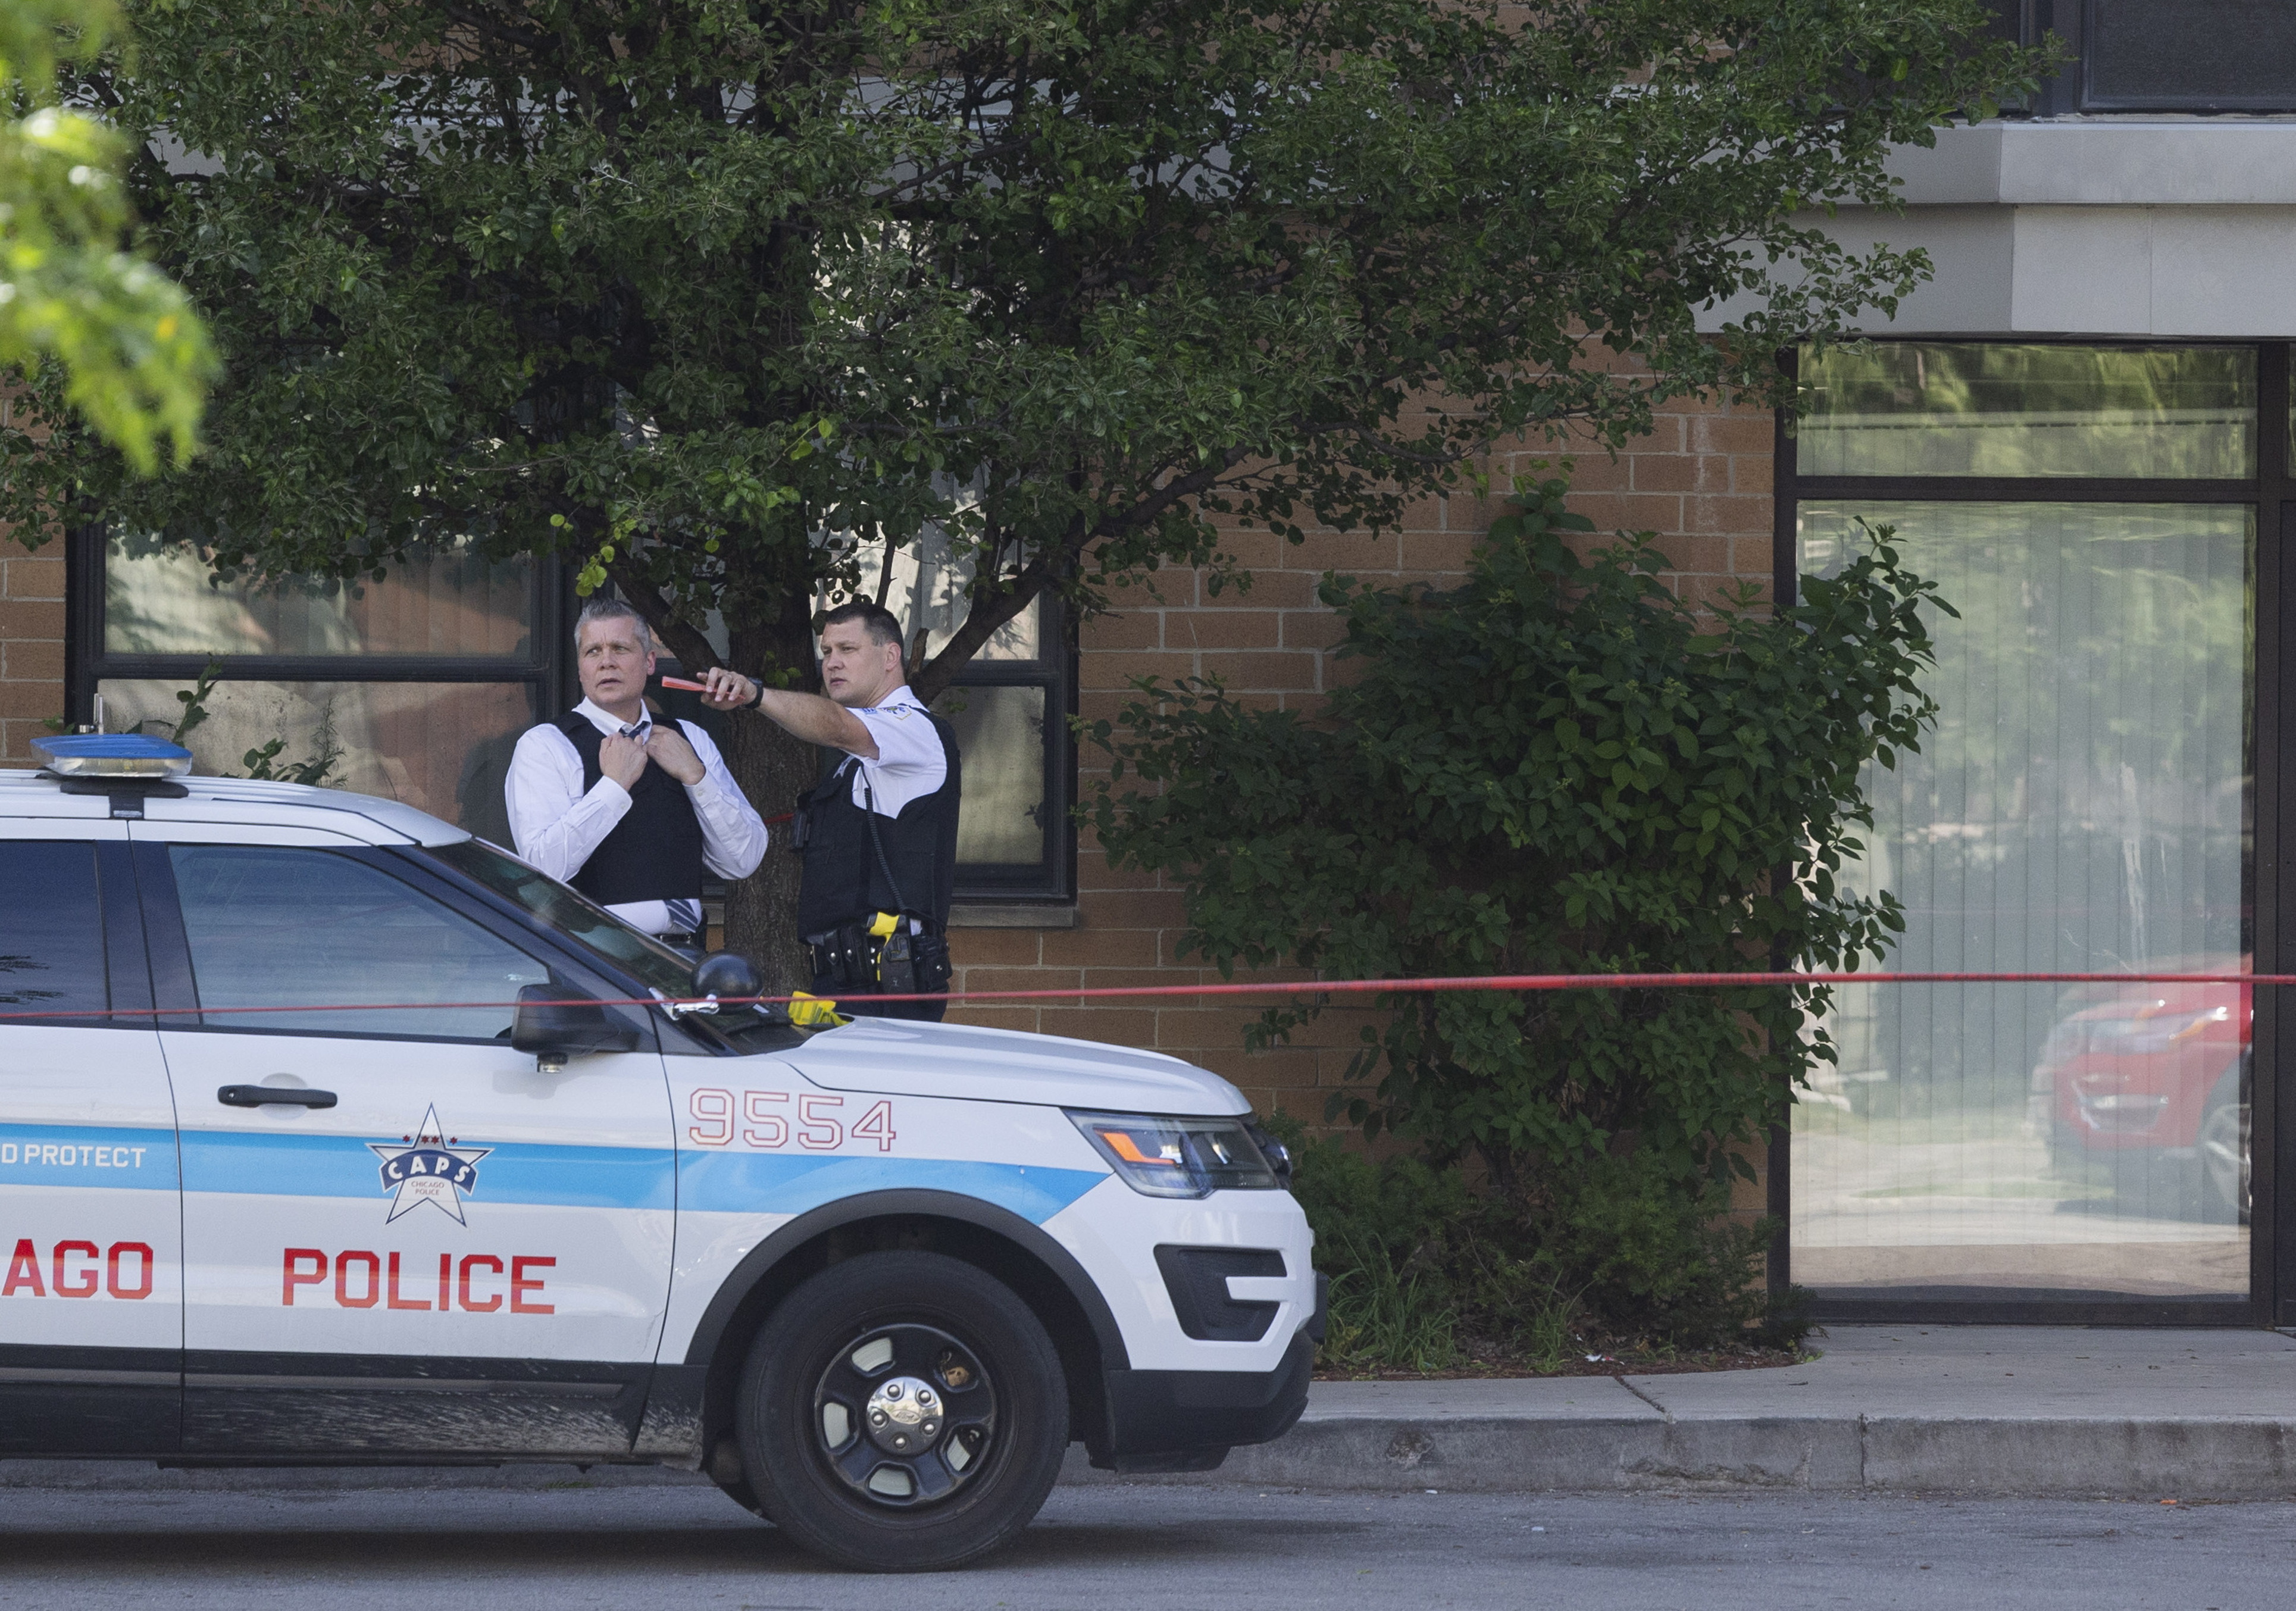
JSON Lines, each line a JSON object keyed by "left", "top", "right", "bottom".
{"left": 947, "top": 389, "right": 1781, "bottom": 1130}
{"left": 0, "top": 531, "right": 64, "bottom": 763}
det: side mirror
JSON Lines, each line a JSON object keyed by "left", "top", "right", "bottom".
{"left": 511, "top": 984, "right": 642, "bottom": 1060}
{"left": 693, "top": 950, "right": 762, "bottom": 1000}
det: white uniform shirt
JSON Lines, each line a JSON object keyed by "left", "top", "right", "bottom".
{"left": 505, "top": 698, "right": 768, "bottom": 936}
{"left": 834, "top": 685, "right": 949, "bottom": 817}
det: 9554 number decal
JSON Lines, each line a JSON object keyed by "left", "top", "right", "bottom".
{"left": 686, "top": 1088, "right": 896, "bottom": 1153}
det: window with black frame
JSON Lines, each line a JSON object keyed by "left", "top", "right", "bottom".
{"left": 799, "top": 531, "right": 1074, "bottom": 905}
{"left": 2085, "top": 0, "right": 2296, "bottom": 111}
{"left": 2000, "top": 1, "right": 2296, "bottom": 114}
{"left": 71, "top": 525, "right": 1076, "bottom": 907}
{"left": 70, "top": 528, "right": 553, "bottom": 849}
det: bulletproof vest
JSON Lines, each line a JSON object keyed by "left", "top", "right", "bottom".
{"left": 795, "top": 707, "right": 961, "bottom": 938}
{"left": 553, "top": 714, "right": 706, "bottom": 908}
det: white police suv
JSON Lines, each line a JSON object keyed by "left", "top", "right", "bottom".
{"left": 0, "top": 734, "right": 1321, "bottom": 1571}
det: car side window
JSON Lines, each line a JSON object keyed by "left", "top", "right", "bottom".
{"left": 168, "top": 845, "right": 551, "bottom": 1040}
{"left": 0, "top": 842, "right": 108, "bottom": 1021}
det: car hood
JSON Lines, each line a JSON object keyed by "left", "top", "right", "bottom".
{"left": 787, "top": 1018, "right": 1249, "bottom": 1115}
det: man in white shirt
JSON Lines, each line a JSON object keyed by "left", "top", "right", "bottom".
{"left": 697, "top": 600, "right": 959, "bottom": 1019}
{"left": 505, "top": 599, "right": 767, "bottom": 948}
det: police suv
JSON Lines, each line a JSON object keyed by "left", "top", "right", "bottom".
{"left": 0, "top": 734, "right": 1321, "bottom": 1571}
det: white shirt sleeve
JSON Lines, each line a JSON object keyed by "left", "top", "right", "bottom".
{"left": 504, "top": 724, "right": 631, "bottom": 882}
{"left": 846, "top": 696, "right": 949, "bottom": 818}
{"left": 676, "top": 720, "right": 769, "bottom": 879}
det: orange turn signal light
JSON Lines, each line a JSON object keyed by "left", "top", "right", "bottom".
{"left": 1097, "top": 1129, "right": 1180, "bottom": 1167}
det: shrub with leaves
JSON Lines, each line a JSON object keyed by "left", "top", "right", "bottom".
{"left": 1090, "top": 476, "right": 1945, "bottom": 1344}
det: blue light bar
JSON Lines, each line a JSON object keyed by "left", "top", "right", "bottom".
{"left": 32, "top": 733, "right": 194, "bottom": 780}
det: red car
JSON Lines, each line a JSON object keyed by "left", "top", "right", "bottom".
{"left": 2029, "top": 961, "right": 2250, "bottom": 1224}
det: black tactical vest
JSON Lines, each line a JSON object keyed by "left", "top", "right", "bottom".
{"left": 552, "top": 714, "right": 706, "bottom": 907}
{"left": 794, "top": 707, "right": 961, "bottom": 938}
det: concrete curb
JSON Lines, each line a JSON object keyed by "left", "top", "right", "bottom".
{"left": 1065, "top": 1415, "right": 2296, "bottom": 1499}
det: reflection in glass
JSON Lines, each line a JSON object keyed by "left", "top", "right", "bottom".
{"left": 1797, "top": 345, "right": 2255, "bottom": 479}
{"left": 819, "top": 528, "right": 1042, "bottom": 662}
{"left": 169, "top": 844, "right": 550, "bottom": 1040}
{"left": 97, "top": 678, "right": 533, "bottom": 847}
{"left": 0, "top": 843, "right": 107, "bottom": 1014}
{"left": 105, "top": 534, "right": 534, "bottom": 659}
{"left": 1794, "top": 502, "right": 2252, "bottom": 1301}
{"left": 936, "top": 685, "right": 1046, "bottom": 866}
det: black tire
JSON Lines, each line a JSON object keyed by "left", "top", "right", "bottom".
{"left": 734, "top": 1251, "right": 1068, "bottom": 1572}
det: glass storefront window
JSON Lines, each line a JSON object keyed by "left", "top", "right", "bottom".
{"left": 1797, "top": 345, "right": 2256, "bottom": 480}
{"left": 1794, "top": 500, "right": 2253, "bottom": 1302}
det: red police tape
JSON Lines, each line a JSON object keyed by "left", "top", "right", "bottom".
{"left": 0, "top": 969, "right": 2274, "bottom": 1024}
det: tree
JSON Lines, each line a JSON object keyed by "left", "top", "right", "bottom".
{"left": 1088, "top": 482, "right": 1948, "bottom": 1336}
{"left": 6, "top": 0, "right": 2030, "bottom": 975}
{"left": 0, "top": 0, "right": 211, "bottom": 471}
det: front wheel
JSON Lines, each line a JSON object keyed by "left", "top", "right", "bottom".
{"left": 734, "top": 1251, "right": 1069, "bottom": 1572}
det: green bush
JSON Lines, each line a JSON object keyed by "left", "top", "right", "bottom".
{"left": 1274, "top": 1113, "right": 1808, "bottom": 1364}
{"left": 1093, "top": 474, "right": 1943, "bottom": 1357}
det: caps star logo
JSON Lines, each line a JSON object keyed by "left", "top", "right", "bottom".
{"left": 368, "top": 1106, "right": 491, "bottom": 1225}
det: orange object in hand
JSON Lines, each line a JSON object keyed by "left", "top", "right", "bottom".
{"left": 658, "top": 675, "right": 708, "bottom": 692}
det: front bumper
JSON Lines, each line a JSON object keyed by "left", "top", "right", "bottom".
{"left": 1087, "top": 1272, "right": 1326, "bottom": 1472}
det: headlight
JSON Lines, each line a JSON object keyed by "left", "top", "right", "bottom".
{"left": 1067, "top": 1111, "right": 1281, "bottom": 1199}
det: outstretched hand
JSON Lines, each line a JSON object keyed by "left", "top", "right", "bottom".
{"left": 699, "top": 667, "right": 757, "bottom": 710}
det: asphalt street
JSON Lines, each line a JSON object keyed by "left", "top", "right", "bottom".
{"left": 0, "top": 1479, "right": 2287, "bottom": 1609}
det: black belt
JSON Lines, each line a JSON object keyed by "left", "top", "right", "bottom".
{"left": 655, "top": 930, "right": 701, "bottom": 949}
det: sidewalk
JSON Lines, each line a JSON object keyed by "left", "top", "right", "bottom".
{"left": 1068, "top": 1325, "right": 2296, "bottom": 1498}
{"left": 4, "top": 1327, "right": 2292, "bottom": 1500}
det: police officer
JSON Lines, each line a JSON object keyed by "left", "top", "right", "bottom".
{"left": 506, "top": 599, "right": 768, "bottom": 949}
{"left": 698, "top": 602, "right": 959, "bottom": 1021}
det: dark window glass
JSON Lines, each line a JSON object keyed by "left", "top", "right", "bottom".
{"left": 2088, "top": 0, "right": 2296, "bottom": 110}
{"left": 415, "top": 837, "right": 697, "bottom": 999}
{"left": 169, "top": 846, "right": 550, "bottom": 1039}
{"left": 0, "top": 842, "right": 107, "bottom": 1016}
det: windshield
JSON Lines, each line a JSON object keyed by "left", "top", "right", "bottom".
{"left": 414, "top": 838, "right": 700, "bottom": 1000}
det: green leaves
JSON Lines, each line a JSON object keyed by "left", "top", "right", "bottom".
{"left": 0, "top": 0, "right": 2030, "bottom": 711}
{"left": 1091, "top": 473, "right": 1947, "bottom": 1222}
{"left": 0, "top": 0, "right": 214, "bottom": 474}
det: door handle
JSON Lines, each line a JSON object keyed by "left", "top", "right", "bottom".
{"left": 218, "top": 1084, "right": 337, "bottom": 1109}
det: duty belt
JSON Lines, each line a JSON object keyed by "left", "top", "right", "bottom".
{"left": 811, "top": 912, "right": 949, "bottom": 996}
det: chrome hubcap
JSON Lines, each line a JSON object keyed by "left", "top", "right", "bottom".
{"left": 865, "top": 1375, "right": 945, "bottom": 1455}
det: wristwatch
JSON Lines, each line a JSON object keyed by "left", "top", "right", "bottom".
{"left": 751, "top": 677, "right": 769, "bottom": 711}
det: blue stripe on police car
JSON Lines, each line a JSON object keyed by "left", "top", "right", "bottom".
{"left": 0, "top": 1125, "right": 177, "bottom": 1188}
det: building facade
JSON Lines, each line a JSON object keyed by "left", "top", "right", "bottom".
{"left": 7, "top": 2, "right": 2293, "bottom": 1327}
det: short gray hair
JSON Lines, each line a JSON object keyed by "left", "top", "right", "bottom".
{"left": 574, "top": 597, "right": 653, "bottom": 653}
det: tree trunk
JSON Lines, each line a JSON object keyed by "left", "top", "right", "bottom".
{"left": 722, "top": 590, "right": 823, "bottom": 993}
